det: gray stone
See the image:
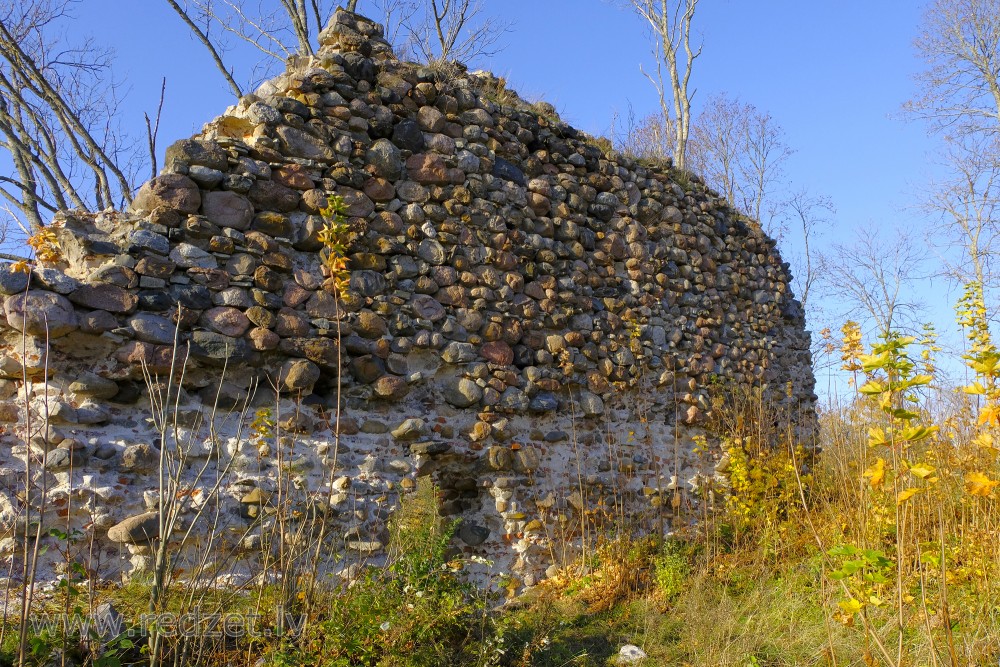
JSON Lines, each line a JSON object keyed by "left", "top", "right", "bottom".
{"left": 441, "top": 341, "right": 476, "bottom": 363}
{"left": 499, "top": 387, "right": 529, "bottom": 412}
{"left": 121, "top": 444, "right": 160, "bottom": 474}
{"left": 69, "top": 284, "right": 138, "bottom": 313}
{"left": 458, "top": 522, "right": 490, "bottom": 546}
{"left": 107, "top": 512, "right": 160, "bottom": 544}
{"left": 417, "top": 239, "right": 446, "bottom": 265}
{"left": 187, "top": 165, "right": 224, "bottom": 188}
{"left": 191, "top": 331, "right": 251, "bottom": 363}
{"left": 529, "top": 393, "right": 558, "bottom": 412}
{"left": 128, "top": 229, "right": 171, "bottom": 255}
{"left": 202, "top": 191, "right": 254, "bottom": 230}
{"left": 391, "top": 418, "right": 425, "bottom": 441}
{"left": 350, "top": 270, "right": 386, "bottom": 297}
{"left": 131, "top": 174, "right": 201, "bottom": 215}
{"left": 275, "top": 125, "right": 336, "bottom": 161}
{"left": 170, "top": 243, "right": 218, "bottom": 269}
{"left": 280, "top": 359, "right": 321, "bottom": 393}
{"left": 69, "top": 372, "right": 119, "bottom": 400}
{"left": 391, "top": 118, "right": 424, "bottom": 152}
{"left": 579, "top": 391, "right": 604, "bottom": 417}
{"left": 0, "top": 263, "right": 28, "bottom": 295}
{"left": 128, "top": 313, "right": 177, "bottom": 345}
{"left": 443, "top": 377, "right": 483, "bottom": 408}
{"left": 366, "top": 138, "right": 403, "bottom": 180}
{"left": 164, "top": 139, "right": 229, "bottom": 170}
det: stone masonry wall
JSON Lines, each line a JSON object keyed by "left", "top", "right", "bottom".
{"left": 0, "top": 11, "right": 815, "bottom": 589}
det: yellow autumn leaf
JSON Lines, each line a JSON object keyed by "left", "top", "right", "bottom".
{"left": 909, "top": 462, "right": 936, "bottom": 480}
{"left": 973, "top": 432, "right": 996, "bottom": 450}
{"left": 900, "top": 425, "right": 939, "bottom": 443}
{"left": 965, "top": 472, "right": 999, "bottom": 497}
{"left": 868, "top": 427, "right": 888, "bottom": 448}
{"left": 863, "top": 458, "right": 886, "bottom": 489}
{"left": 978, "top": 404, "right": 1000, "bottom": 427}
{"left": 838, "top": 598, "right": 863, "bottom": 615}
{"left": 963, "top": 382, "right": 987, "bottom": 395}
{"left": 897, "top": 487, "right": 923, "bottom": 504}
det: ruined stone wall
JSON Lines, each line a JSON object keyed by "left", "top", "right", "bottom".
{"left": 0, "top": 11, "right": 814, "bottom": 589}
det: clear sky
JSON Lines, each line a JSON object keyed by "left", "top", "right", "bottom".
{"left": 64, "top": 0, "right": 965, "bottom": 393}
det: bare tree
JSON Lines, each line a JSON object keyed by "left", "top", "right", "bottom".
{"left": 0, "top": 0, "right": 136, "bottom": 247}
{"left": 908, "top": 0, "right": 1000, "bottom": 136}
{"left": 784, "top": 188, "right": 834, "bottom": 312}
{"left": 687, "top": 93, "right": 793, "bottom": 234}
{"left": 611, "top": 105, "right": 673, "bottom": 163}
{"left": 627, "top": 0, "right": 701, "bottom": 171}
{"left": 407, "top": 0, "right": 511, "bottom": 65}
{"left": 819, "top": 228, "right": 927, "bottom": 338}
{"left": 163, "top": 0, "right": 340, "bottom": 91}
{"left": 922, "top": 134, "right": 1000, "bottom": 307}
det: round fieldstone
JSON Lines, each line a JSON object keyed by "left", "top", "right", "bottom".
{"left": 107, "top": 512, "right": 160, "bottom": 544}
{"left": 480, "top": 340, "right": 514, "bottom": 366}
{"left": 68, "top": 372, "right": 119, "bottom": 399}
{"left": 121, "top": 443, "right": 160, "bottom": 473}
{"left": 170, "top": 243, "right": 217, "bottom": 269}
{"left": 443, "top": 377, "right": 482, "bottom": 408}
{"left": 391, "top": 118, "right": 425, "bottom": 152}
{"left": 391, "top": 418, "right": 425, "bottom": 441}
{"left": 32, "top": 268, "right": 81, "bottom": 294}
{"left": 366, "top": 138, "right": 403, "bottom": 180}
{"left": 164, "top": 138, "right": 228, "bottom": 170}
{"left": 202, "top": 191, "right": 254, "bottom": 230}
{"left": 579, "top": 391, "right": 604, "bottom": 417}
{"left": 417, "top": 239, "right": 446, "bottom": 265}
{"left": 457, "top": 522, "right": 490, "bottom": 546}
{"left": 4, "top": 291, "right": 78, "bottom": 338}
{"left": 131, "top": 174, "right": 201, "bottom": 215}
{"left": 280, "top": 359, "right": 321, "bottom": 393}
{"left": 0, "top": 263, "right": 29, "bottom": 295}
{"left": 201, "top": 307, "right": 251, "bottom": 337}
{"left": 373, "top": 375, "right": 408, "bottom": 400}
{"left": 128, "top": 313, "right": 177, "bottom": 345}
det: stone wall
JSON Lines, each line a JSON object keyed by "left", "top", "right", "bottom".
{"left": 0, "top": 10, "right": 815, "bottom": 589}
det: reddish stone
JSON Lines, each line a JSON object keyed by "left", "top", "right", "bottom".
{"left": 116, "top": 341, "right": 178, "bottom": 373}
{"left": 363, "top": 177, "right": 395, "bottom": 202}
{"left": 135, "top": 256, "right": 177, "bottom": 279}
{"left": 480, "top": 340, "right": 514, "bottom": 366}
{"left": 249, "top": 327, "right": 280, "bottom": 351}
{"left": 275, "top": 308, "right": 311, "bottom": 337}
{"left": 201, "top": 307, "right": 250, "bottom": 337}
{"left": 272, "top": 164, "right": 316, "bottom": 191}
{"left": 373, "top": 375, "right": 408, "bottom": 400}
{"left": 283, "top": 284, "right": 312, "bottom": 307}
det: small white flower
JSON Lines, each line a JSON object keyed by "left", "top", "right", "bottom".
{"left": 379, "top": 621, "right": 391, "bottom": 632}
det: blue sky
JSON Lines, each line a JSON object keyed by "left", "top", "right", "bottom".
{"left": 67, "top": 1, "right": 964, "bottom": 392}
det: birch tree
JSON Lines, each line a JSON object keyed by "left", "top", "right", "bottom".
{"left": 627, "top": 0, "right": 701, "bottom": 171}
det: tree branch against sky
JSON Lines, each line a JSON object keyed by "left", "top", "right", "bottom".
{"left": 819, "top": 228, "right": 928, "bottom": 339}
{"left": 0, "top": 0, "right": 137, "bottom": 245}
{"left": 627, "top": 0, "right": 701, "bottom": 171}
{"left": 687, "top": 93, "right": 793, "bottom": 237}
{"left": 908, "top": 0, "right": 1000, "bottom": 136}
{"left": 406, "top": 0, "right": 511, "bottom": 65}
